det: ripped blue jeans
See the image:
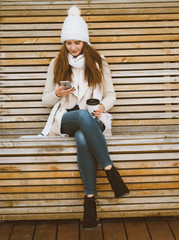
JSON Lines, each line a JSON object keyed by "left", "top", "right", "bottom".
{"left": 61, "top": 110, "right": 113, "bottom": 196}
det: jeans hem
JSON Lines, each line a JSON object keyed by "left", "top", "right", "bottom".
{"left": 101, "top": 162, "right": 113, "bottom": 170}
{"left": 84, "top": 190, "right": 97, "bottom": 196}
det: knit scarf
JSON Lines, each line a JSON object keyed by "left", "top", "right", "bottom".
{"left": 68, "top": 53, "right": 85, "bottom": 68}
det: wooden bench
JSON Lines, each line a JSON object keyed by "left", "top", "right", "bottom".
{"left": 0, "top": 0, "right": 179, "bottom": 220}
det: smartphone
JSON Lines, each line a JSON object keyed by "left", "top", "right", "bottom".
{"left": 60, "top": 81, "right": 73, "bottom": 90}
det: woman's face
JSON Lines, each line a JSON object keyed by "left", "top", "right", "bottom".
{"left": 65, "top": 40, "right": 84, "bottom": 57}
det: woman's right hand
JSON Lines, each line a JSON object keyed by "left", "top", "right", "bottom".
{"left": 55, "top": 85, "right": 74, "bottom": 97}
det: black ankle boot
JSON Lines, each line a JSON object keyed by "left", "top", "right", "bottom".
{"left": 105, "top": 165, "right": 130, "bottom": 198}
{"left": 83, "top": 195, "right": 97, "bottom": 229}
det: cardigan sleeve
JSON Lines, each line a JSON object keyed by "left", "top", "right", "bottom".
{"left": 100, "top": 59, "right": 116, "bottom": 112}
{"left": 42, "top": 58, "right": 61, "bottom": 108}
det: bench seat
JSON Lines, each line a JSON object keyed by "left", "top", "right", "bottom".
{"left": 0, "top": 133, "right": 179, "bottom": 220}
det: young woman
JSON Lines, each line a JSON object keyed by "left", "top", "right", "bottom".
{"left": 41, "top": 6, "right": 129, "bottom": 229}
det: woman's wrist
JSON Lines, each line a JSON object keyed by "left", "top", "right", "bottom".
{"left": 99, "top": 103, "right": 105, "bottom": 112}
{"left": 55, "top": 88, "right": 63, "bottom": 98}
{"left": 55, "top": 89, "right": 60, "bottom": 97}
{"left": 53, "top": 90, "right": 61, "bottom": 100}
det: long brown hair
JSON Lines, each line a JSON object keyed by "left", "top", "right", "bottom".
{"left": 53, "top": 42, "right": 103, "bottom": 87}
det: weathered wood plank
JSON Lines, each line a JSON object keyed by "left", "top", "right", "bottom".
{"left": 2, "top": 28, "right": 179, "bottom": 38}
{"left": 0, "top": 182, "right": 178, "bottom": 194}
{"left": 146, "top": 217, "right": 176, "bottom": 240}
{"left": 1, "top": 34, "right": 179, "bottom": 45}
{"left": 1, "top": 196, "right": 179, "bottom": 208}
{"left": 0, "top": 189, "right": 178, "bottom": 200}
{"left": 1, "top": 62, "right": 179, "bottom": 73}
{"left": 1, "top": 14, "right": 179, "bottom": 24}
{"left": 10, "top": 221, "right": 35, "bottom": 240}
{"left": 1, "top": 135, "right": 179, "bottom": 146}
{"left": 2, "top": 21, "right": 179, "bottom": 32}
{"left": 1, "top": 42, "right": 179, "bottom": 52}
{"left": 0, "top": 210, "right": 178, "bottom": 220}
{"left": 102, "top": 218, "right": 127, "bottom": 240}
{"left": 0, "top": 203, "right": 179, "bottom": 215}
{"left": 0, "top": 168, "right": 178, "bottom": 181}
{"left": 1, "top": 143, "right": 179, "bottom": 155}
{"left": 0, "top": 149, "right": 179, "bottom": 161}
{"left": 0, "top": 221, "right": 13, "bottom": 240}
{"left": 0, "top": 175, "right": 178, "bottom": 187}
{"left": 33, "top": 220, "right": 57, "bottom": 240}
{"left": 1, "top": 1, "right": 179, "bottom": 10}
{"left": 2, "top": 112, "right": 179, "bottom": 122}
{"left": 124, "top": 218, "right": 151, "bottom": 240}
{"left": 168, "top": 217, "right": 179, "bottom": 240}
{"left": 1, "top": 72, "right": 179, "bottom": 81}
{"left": 2, "top": 7, "right": 179, "bottom": 17}
{"left": 57, "top": 220, "right": 80, "bottom": 240}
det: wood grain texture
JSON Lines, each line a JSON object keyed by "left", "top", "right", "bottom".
{"left": 0, "top": 217, "right": 178, "bottom": 240}
{"left": 0, "top": 0, "right": 179, "bottom": 220}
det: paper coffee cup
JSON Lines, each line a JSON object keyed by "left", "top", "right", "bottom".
{"left": 86, "top": 98, "right": 100, "bottom": 117}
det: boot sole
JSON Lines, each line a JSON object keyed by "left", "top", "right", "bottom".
{"left": 115, "top": 190, "right": 130, "bottom": 198}
{"left": 83, "top": 222, "right": 99, "bottom": 230}
{"left": 83, "top": 225, "right": 98, "bottom": 230}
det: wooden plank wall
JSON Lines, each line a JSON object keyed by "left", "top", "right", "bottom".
{"left": 1, "top": 0, "right": 179, "bottom": 136}
{"left": 0, "top": 0, "right": 179, "bottom": 220}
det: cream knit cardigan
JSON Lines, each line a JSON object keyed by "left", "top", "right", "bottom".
{"left": 41, "top": 57, "right": 116, "bottom": 136}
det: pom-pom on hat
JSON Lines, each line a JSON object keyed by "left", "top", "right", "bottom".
{"left": 61, "top": 5, "right": 89, "bottom": 43}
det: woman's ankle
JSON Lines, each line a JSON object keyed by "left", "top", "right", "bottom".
{"left": 104, "top": 164, "right": 113, "bottom": 171}
{"left": 86, "top": 194, "right": 95, "bottom": 198}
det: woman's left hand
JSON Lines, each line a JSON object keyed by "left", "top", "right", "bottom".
{"left": 93, "top": 104, "right": 105, "bottom": 119}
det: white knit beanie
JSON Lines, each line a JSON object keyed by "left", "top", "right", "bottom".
{"left": 61, "top": 5, "right": 89, "bottom": 43}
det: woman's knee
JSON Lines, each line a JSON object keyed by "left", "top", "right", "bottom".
{"left": 75, "top": 130, "right": 88, "bottom": 149}
{"left": 76, "top": 110, "right": 94, "bottom": 126}
{"left": 77, "top": 109, "right": 91, "bottom": 120}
